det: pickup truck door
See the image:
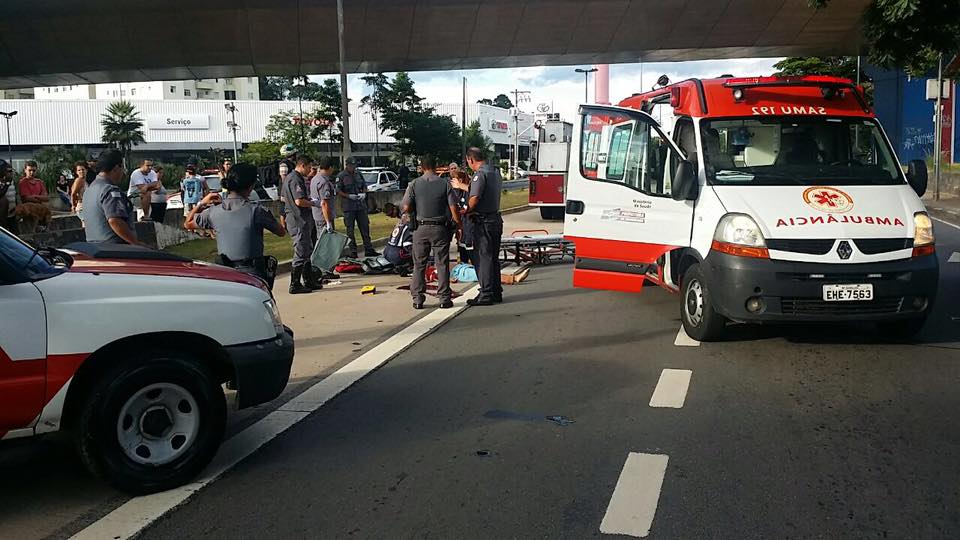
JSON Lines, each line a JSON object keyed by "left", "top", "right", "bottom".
{"left": 564, "top": 105, "right": 695, "bottom": 292}
{"left": 0, "top": 279, "right": 47, "bottom": 437}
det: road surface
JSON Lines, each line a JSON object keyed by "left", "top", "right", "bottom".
{"left": 130, "top": 217, "right": 960, "bottom": 539}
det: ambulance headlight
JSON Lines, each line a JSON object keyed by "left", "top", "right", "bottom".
{"left": 714, "top": 213, "right": 766, "bottom": 247}
{"left": 264, "top": 299, "right": 284, "bottom": 335}
{"left": 913, "top": 212, "right": 935, "bottom": 246}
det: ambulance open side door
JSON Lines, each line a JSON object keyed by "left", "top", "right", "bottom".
{"left": 564, "top": 105, "right": 696, "bottom": 293}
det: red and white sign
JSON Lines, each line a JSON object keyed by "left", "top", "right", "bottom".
{"left": 489, "top": 119, "right": 509, "bottom": 132}
{"left": 802, "top": 186, "right": 854, "bottom": 213}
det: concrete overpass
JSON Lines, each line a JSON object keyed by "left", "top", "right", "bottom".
{"left": 0, "top": 0, "right": 870, "bottom": 89}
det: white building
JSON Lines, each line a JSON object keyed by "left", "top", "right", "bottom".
{"left": 0, "top": 98, "right": 533, "bottom": 167}
{"left": 34, "top": 77, "right": 260, "bottom": 102}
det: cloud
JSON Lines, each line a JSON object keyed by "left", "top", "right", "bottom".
{"left": 309, "top": 57, "right": 783, "bottom": 128}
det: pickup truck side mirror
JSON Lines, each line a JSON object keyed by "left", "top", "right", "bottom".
{"left": 906, "top": 159, "right": 928, "bottom": 197}
{"left": 671, "top": 159, "right": 699, "bottom": 202}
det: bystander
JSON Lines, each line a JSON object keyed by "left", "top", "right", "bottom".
{"left": 18, "top": 161, "right": 49, "bottom": 204}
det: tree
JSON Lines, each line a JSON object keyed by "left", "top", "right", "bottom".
{"left": 814, "top": 0, "right": 960, "bottom": 75}
{"left": 477, "top": 94, "right": 514, "bottom": 109}
{"left": 463, "top": 120, "right": 494, "bottom": 152}
{"left": 242, "top": 140, "right": 281, "bottom": 166}
{"left": 310, "top": 79, "right": 349, "bottom": 155}
{"left": 399, "top": 113, "right": 462, "bottom": 163}
{"left": 493, "top": 94, "right": 513, "bottom": 109}
{"left": 100, "top": 100, "right": 145, "bottom": 164}
{"left": 34, "top": 146, "right": 87, "bottom": 191}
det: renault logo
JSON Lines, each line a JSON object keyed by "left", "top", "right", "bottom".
{"left": 836, "top": 240, "right": 853, "bottom": 260}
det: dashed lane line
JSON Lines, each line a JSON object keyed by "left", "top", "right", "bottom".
{"left": 72, "top": 287, "right": 476, "bottom": 540}
{"left": 600, "top": 453, "right": 670, "bottom": 538}
{"left": 649, "top": 369, "right": 693, "bottom": 408}
{"left": 933, "top": 216, "right": 960, "bottom": 231}
{"left": 674, "top": 326, "right": 700, "bottom": 347}
{"left": 949, "top": 252, "right": 960, "bottom": 263}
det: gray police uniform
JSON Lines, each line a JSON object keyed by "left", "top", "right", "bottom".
{"left": 280, "top": 170, "right": 315, "bottom": 266}
{"left": 82, "top": 176, "right": 137, "bottom": 244}
{"left": 403, "top": 173, "right": 458, "bottom": 304}
{"left": 336, "top": 169, "right": 373, "bottom": 256}
{"left": 469, "top": 163, "right": 504, "bottom": 299}
{"left": 310, "top": 172, "right": 337, "bottom": 240}
{"left": 193, "top": 195, "right": 282, "bottom": 262}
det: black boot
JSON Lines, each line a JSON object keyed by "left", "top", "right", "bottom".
{"left": 289, "top": 265, "right": 311, "bottom": 295}
{"left": 304, "top": 266, "right": 324, "bottom": 290}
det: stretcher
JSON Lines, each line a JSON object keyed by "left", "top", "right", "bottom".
{"left": 499, "top": 229, "right": 575, "bottom": 265}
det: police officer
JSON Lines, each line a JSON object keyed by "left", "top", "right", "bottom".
{"left": 281, "top": 155, "right": 321, "bottom": 294}
{"left": 336, "top": 157, "right": 378, "bottom": 258}
{"left": 185, "top": 163, "right": 286, "bottom": 288}
{"left": 310, "top": 157, "right": 337, "bottom": 240}
{"left": 464, "top": 147, "right": 503, "bottom": 306}
{"left": 403, "top": 155, "right": 461, "bottom": 310}
{"left": 82, "top": 149, "right": 143, "bottom": 245}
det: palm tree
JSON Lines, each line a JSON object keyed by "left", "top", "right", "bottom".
{"left": 100, "top": 100, "right": 145, "bottom": 166}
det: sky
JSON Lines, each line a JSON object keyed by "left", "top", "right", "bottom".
{"left": 314, "top": 57, "right": 784, "bottom": 123}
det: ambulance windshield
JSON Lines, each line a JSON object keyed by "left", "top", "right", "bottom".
{"left": 701, "top": 117, "right": 903, "bottom": 186}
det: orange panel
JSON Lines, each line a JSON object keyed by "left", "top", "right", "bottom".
{"left": 566, "top": 236, "right": 675, "bottom": 264}
{"left": 573, "top": 268, "right": 646, "bottom": 293}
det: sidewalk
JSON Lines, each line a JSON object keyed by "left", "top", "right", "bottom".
{"left": 225, "top": 207, "right": 565, "bottom": 433}
{"left": 923, "top": 192, "right": 960, "bottom": 226}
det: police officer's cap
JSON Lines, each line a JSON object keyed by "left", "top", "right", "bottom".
{"left": 344, "top": 156, "right": 357, "bottom": 166}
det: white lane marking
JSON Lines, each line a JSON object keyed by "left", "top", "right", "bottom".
{"left": 674, "top": 326, "right": 700, "bottom": 347}
{"left": 933, "top": 216, "right": 960, "bottom": 231}
{"left": 72, "top": 287, "right": 476, "bottom": 540}
{"left": 948, "top": 252, "right": 960, "bottom": 263}
{"left": 600, "top": 453, "right": 669, "bottom": 538}
{"left": 649, "top": 369, "right": 693, "bottom": 408}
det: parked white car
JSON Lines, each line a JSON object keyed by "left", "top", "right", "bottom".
{"left": 359, "top": 168, "right": 399, "bottom": 192}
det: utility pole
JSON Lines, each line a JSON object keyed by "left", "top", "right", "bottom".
{"left": 510, "top": 89, "right": 530, "bottom": 179}
{"left": 337, "top": 0, "right": 352, "bottom": 164}
{"left": 224, "top": 103, "right": 239, "bottom": 163}
{"left": 935, "top": 53, "right": 944, "bottom": 202}
{"left": 462, "top": 77, "right": 467, "bottom": 165}
{"left": 575, "top": 67, "right": 598, "bottom": 103}
{"left": 0, "top": 110, "right": 15, "bottom": 164}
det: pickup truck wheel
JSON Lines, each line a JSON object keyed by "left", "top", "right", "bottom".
{"left": 680, "top": 263, "right": 727, "bottom": 342}
{"left": 73, "top": 352, "right": 226, "bottom": 494}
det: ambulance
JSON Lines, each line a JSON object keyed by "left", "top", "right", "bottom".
{"left": 565, "top": 76, "right": 938, "bottom": 341}
{"left": 0, "top": 234, "right": 294, "bottom": 493}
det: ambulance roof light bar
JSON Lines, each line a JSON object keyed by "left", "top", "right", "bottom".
{"left": 722, "top": 76, "right": 870, "bottom": 112}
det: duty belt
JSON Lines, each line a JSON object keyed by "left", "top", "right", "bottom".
{"left": 417, "top": 218, "right": 447, "bottom": 226}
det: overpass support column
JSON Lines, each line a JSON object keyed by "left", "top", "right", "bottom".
{"left": 337, "top": 0, "right": 352, "bottom": 163}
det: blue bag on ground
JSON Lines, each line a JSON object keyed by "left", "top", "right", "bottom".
{"left": 311, "top": 230, "right": 350, "bottom": 271}
{"left": 452, "top": 263, "right": 478, "bottom": 282}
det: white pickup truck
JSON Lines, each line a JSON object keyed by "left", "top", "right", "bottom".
{"left": 0, "top": 229, "right": 294, "bottom": 493}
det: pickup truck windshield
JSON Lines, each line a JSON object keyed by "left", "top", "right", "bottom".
{"left": 701, "top": 117, "right": 903, "bottom": 187}
{"left": 0, "top": 227, "right": 65, "bottom": 281}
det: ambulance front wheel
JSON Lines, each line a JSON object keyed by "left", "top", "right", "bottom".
{"left": 73, "top": 351, "right": 227, "bottom": 494}
{"left": 680, "top": 263, "right": 727, "bottom": 342}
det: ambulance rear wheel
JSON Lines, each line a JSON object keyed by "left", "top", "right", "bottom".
{"left": 73, "top": 351, "right": 226, "bottom": 494}
{"left": 680, "top": 263, "right": 727, "bottom": 342}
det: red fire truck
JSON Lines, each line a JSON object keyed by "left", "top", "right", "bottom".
{"left": 528, "top": 117, "right": 573, "bottom": 220}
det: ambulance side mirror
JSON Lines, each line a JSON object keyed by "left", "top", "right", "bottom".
{"left": 906, "top": 159, "right": 928, "bottom": 197}
{"left": 671, "top": 159, "right": 698, "bottom": 201}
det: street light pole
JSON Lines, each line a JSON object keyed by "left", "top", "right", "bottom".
{"left": 224, "top": 103, "right": 239, "bottom": 163}
{"left": 0, "top": 111, "right": 16, "bottom": 164}
{"left": 935, "top": 53, "right": 943, "bottom": 202}
{"left": 575, "top": 68, "right": 598, "bottom": 103}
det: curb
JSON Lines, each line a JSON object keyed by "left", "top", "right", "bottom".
{"left": 276, "top": 205, "right": 538, "bottom": 275}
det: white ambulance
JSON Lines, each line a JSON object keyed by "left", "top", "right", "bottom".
{"left": 565, "top": 76, "right": 938, "bottom": 341}
{"left": 0, "top": 232, "right": 294, "bottom": 493}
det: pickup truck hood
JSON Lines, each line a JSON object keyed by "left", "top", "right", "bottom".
{"left": 66, "top": 252, "right": 268, "bottom": 291}
{"left": 711, "top": 184, "right": 921, "bottom": 240}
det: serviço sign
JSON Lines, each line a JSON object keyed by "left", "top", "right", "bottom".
{"left": 147, "top": 114, "right": 210, "bottom": 130}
